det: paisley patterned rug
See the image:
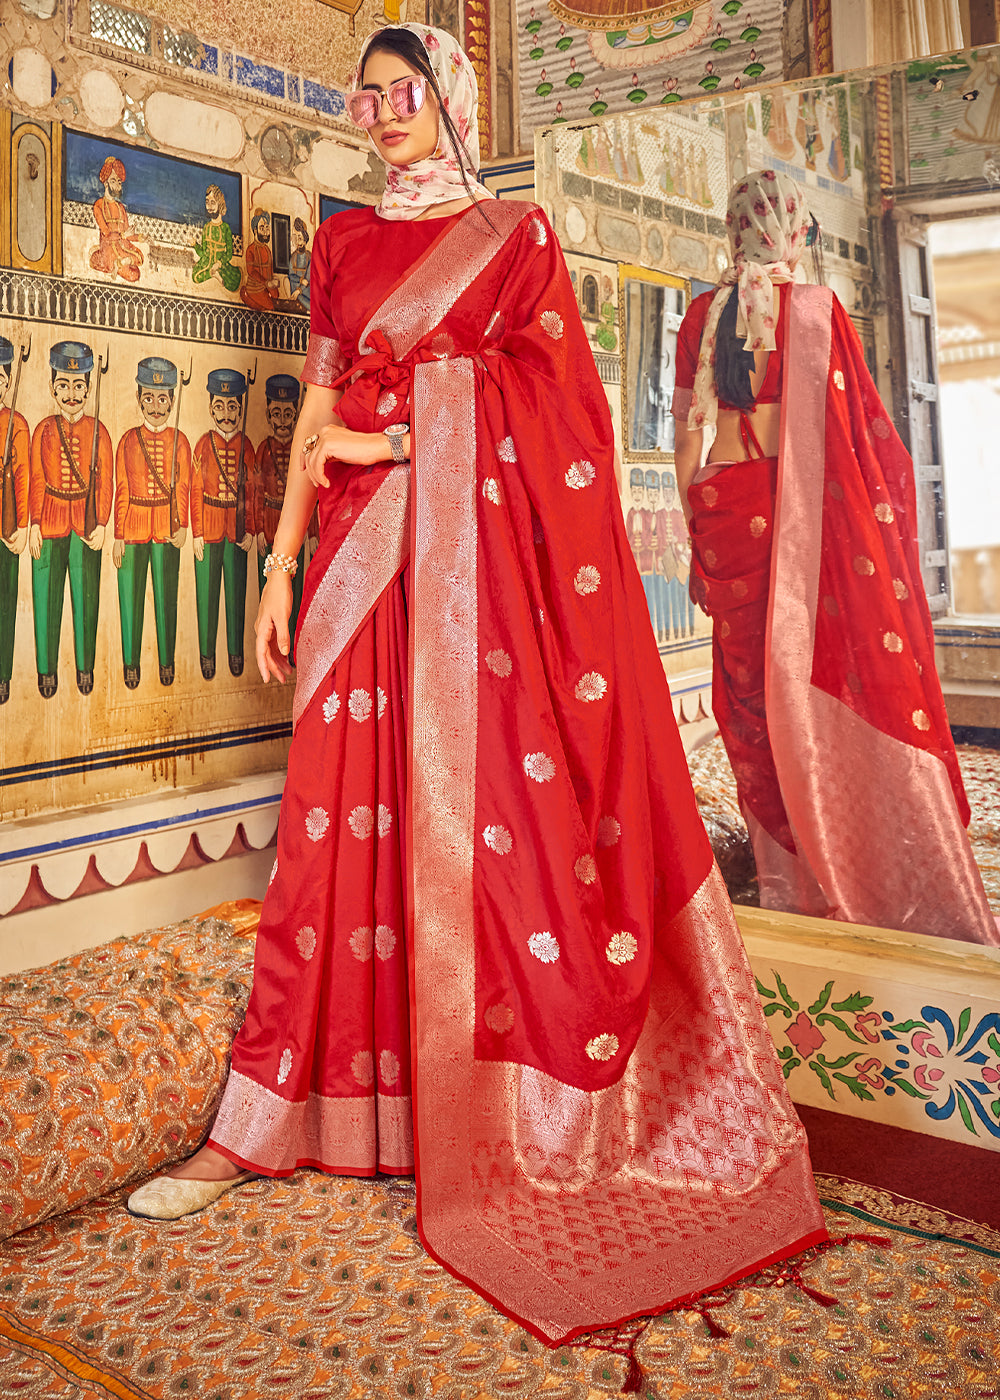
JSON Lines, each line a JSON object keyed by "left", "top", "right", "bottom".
{"left": 0, "top": 1170, "right": 997, "bottom": 1398}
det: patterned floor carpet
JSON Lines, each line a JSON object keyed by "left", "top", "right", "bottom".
{"left": 688, "top": 738, "right": 1000, "bottom": 913}
{"left": 0, "top": 1170, "right": 997, "bottom": 1398}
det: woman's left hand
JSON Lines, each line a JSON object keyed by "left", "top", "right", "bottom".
{"left": 301, "top": 422, "right": 386, "bottom": 489}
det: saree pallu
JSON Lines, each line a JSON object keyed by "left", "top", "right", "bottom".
{"left": 689, "top": 284, "right": 997, "bottom": 944}
{"left": 211, "top": 202, "right": 827, "bottom": 1342}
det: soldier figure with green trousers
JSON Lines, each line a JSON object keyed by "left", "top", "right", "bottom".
{"left": 0, "top": 338, "right": 31, "bottom": 704}
{"left": 190, "top": 368, "right": 254, "bottom": 679}
{"left": 29, "top": 341, "right": 112, "bottom": 698}
{"left": 253, "top": 374, "right": 313, "bottom": 641}
{"left": 113, "top": 357, "right": 191, "bottom": 688}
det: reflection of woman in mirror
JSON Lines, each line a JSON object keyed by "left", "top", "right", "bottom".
{"left": 673, "top": 170, "right": 998, "bottom": 946}
{"left": 125, "top": 37, "right": 826, "bottom": 1338}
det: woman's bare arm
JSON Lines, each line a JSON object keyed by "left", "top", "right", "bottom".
{"left": 255, "top": 383, "right": 341, "bottom": 684}
{"left": 673, "top": 423, "right": 705, "bottom": 523}
{"left": 255, "top": 381, "right": 413, "bottom": 683}
{"left": 269, "top": 383, "right": 339, "bottom": 561}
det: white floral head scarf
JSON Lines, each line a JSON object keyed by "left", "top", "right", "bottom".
{"left": 687, "top": 169, "right": 811, "bottom": 429}
{"left": 354, "top": 23, "right": 494, "bottom": 221}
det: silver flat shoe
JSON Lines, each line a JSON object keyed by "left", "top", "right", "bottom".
{"left": 126, "top": 1170, "right": 259, "bottom": 1221}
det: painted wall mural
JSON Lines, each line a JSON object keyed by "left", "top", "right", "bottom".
{"left": 63, "top": 132, "right": 244, "bottom": 299}
{"left": 903, "top": 48, "right": 1000, "bottom": 188}
{"left": 517, "top": 0, "right": 786, "bottom": 150}
{"left": 756, "top": 964, "right": 1000, "bottom": 1147}
{"left": 0, "top": 0, "right": 405, "bottom": 937}
{"left": 564, "top": 102, "right": 730, "bottom": 210}
{"left": 0, "top": 104, "right": 373, "bottom": 821}
{"left": 0, "top": 312, "right": 304, "bottom": 815}
{"left": 71, "top": 0, "right": 413, "bottom": 109}
{"left": 61, "top": 131, "right": 325, "bottom": 318}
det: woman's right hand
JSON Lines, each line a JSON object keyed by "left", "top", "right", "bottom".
{"left": 301, "top": 421, "right": 385, "bottom": 489}
{"left": 254, "top": 572, "right": 295, "bottom": 684}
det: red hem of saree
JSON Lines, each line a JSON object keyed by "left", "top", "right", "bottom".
{"left": 206, "top": 1139, "right": 414, "bottom": 1179}
{"left": 411, "top": 1220, "right": 831, "bottom": 1348}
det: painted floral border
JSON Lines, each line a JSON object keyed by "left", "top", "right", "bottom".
{"left": 756, "top": 971, "right": 1000, "bottom": 1141}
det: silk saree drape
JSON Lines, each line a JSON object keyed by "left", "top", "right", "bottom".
{"left": 685, "top": 283, "right": 997, "bottom": 944}
{"left": 211, "top": 203, "right": 827, "bottom": 1342}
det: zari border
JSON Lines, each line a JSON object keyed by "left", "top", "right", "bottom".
{"left": 0, "top": 1309, "right": 152, "bottom": 1400}
{"left": 744, "top": 806, "right": 826, "bottom": 918}
{"left": 210, "top": 1069, "right": 413, "bottom": 1176}
{"left": 301, "top": 332, "right": 348, "bottom": 388}
{"left": 815, "top": 1174, "right": 1000, "bottom": 1257}
{"left": 406, "top": 233, "right": 825, "bottom": 1346}
{"left": 408, "top": 354, "right": 482, "bottom": 1292}
{"left": 358, "top": 200, "right": 531, "bottom": 360}
{"left": 292, "top": 464, "right": 410, "bottom": 729}
{"left": 766, "top": 287, "right": 996, "bottom": 938}
{"left": 414, "top": 847, "right": 827, "bottom": 1343}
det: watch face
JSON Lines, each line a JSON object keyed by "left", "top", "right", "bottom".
{"left": 383, "top": 423, "right": 410, "bottom": 435}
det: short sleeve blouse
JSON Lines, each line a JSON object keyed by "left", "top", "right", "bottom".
{"left": 300, "top": 217, "right": 350, "bottom": 388}
{"left": 672, "top": 283, "right": 789, "bottom": 420}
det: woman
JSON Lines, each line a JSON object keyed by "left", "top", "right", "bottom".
{"left": 674, "top": 169, "right": 998, "bottom": 945}
{"left": 127, "top": 32, "right": 826, "bottom": 1343}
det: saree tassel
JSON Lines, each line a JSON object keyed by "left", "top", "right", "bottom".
{"left": 693, "top": 1302, "right": 732, "bottom": 1338}
{"left": 621, "top": 1351, "right": 644, "bottom": 1394}
{"left": 778, "top": 1232, "right": 892, "bottom": 1308}
{"left": 569, "top": 1319, "right": 650, "bottom": 1392}
{"left": 788, "top": 1272, "right": 839, "bottom": 1307}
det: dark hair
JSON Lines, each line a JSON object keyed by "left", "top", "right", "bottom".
{"left": 362, "top": 28, "right": 496, "bottom": 231}
{"left": 712, "top": 289, "right": 756, "bottom": 411}
{"left": 293, "top": 217, "right": 309, "bottom": 245}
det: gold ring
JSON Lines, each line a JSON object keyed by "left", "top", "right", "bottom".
{"left": 302, "top": 433, "right": 319, "bottom": 453}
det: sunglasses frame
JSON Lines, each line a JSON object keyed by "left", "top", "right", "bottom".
{"left": 346, "top": 75, "right": 428, "bottom": 130}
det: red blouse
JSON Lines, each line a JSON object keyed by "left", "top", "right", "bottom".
{"left": 302, "top": 207, "right": 467, "bottom": 387}
{"left": 673, "top": 281, "right": 792, "bottom": 419}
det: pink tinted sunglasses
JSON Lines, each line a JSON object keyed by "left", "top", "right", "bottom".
{"left": 346, "top": 75, "right": 427, "bottom": 130}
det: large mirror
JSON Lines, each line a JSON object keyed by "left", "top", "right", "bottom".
{"left": 536, "top": 43, "right": 1000, "bottom": 937}
{"left": 619, "top": 265, "right": 687, "bottom": 459}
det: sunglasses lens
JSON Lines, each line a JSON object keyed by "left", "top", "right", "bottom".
{"left": 347, "top": 92, "right": 380, "bottom": 128}
{"left": 389, "top": 77, "right": 424, "bottom": 118}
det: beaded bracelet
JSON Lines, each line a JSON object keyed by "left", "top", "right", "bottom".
{"left": 263, "top": 551, "right": 299, "bottom": 578}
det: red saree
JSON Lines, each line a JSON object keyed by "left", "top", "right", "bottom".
{"left": 682, "top": 283, "right": 997, "bottom": 944}
{"left": 210, "top": 203, "right": 826, "bottom": 1342}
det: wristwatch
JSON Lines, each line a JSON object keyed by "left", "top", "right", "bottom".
{"left": 383, "top": 423, "right": 410, "bottom": 464}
